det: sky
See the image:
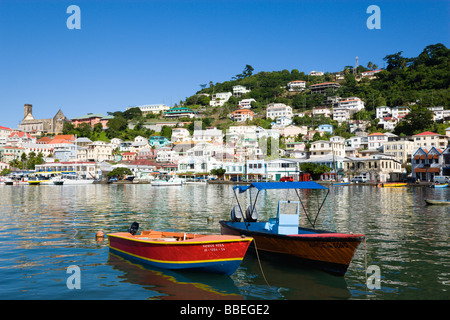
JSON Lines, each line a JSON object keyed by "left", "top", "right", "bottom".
{"left": 0, "top": 0, "right": 448, "bottom": 129}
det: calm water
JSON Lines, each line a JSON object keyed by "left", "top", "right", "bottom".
{"left": 0, "top": 183, "right": 448, "bottom": 300}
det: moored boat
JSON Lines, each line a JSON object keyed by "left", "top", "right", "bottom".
{"left": 429, "top": 183, "right": 448, "bottom": 188}
{"left": 151, "top": 177, "right": 184, "bottom": 186}
{"left": 425, "top": 199, "right": 450, "bottom": 205}
{"left": 220, "top": 182, "right": 365, "bottom": 276}
{"left": 377, "top": 182, "right": 407, "bottom": 188}
{"left": 108, "top": 223, "right": 253, "bottom": 275}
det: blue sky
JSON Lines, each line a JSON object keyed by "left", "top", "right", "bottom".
{"left": 0, "top": 0, "right": 448, "bottom": 129}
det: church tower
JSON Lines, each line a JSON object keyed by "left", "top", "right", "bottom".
{"left": 24, "top": 104, "right": 33, "bottom": 119}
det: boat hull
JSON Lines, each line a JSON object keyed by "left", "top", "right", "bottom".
{"left": 377, "top": 183, "right": 407, "bottom": 188}
{"left": 425, "top": 199, "right": 450, "bottom": 205}
{"left": 108, "top": 231, "right": 252, "bottom": 275}
{"left": 220, "top": 221, "right": 364, "bottom": 276}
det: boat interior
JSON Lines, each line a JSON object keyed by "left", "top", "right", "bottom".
{"left": 230, "top": 200, "right": 322, "bottom": 235}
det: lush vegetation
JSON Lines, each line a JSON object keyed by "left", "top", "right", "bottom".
{"left": 65, "top": 43, "right": 449, "bottom": 142}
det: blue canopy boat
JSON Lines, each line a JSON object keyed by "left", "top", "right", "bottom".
{"left": 219, "top": 182, "right": 365, "bottom": 276}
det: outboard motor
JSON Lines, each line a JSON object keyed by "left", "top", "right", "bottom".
{"left": 245, "top": 205, "right": 258, "bottom": 222}
{"left": 230, "top": 205, "right": 243, "bottom": 222}
{"left": 128, "top": 222, "right": 139, "bottom": 235}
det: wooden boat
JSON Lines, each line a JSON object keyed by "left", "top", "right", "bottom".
{"left": 108, "top": 223, "right": 253, "bottom": 276}
{"left": 377, "top": 182, "right": 407, "bottom": 188}
{"left": 425, "top": 199, "right": 450, "bottom": 205}
{"left": 220, "top": 182, "right": 365, "bottom": 276}
{"left": 429, "top": 183, "right": 448, "bottom": 188}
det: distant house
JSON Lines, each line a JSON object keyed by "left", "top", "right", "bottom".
{"left": 129, "top": 104, "right": 170, "bottom": 115}
{"left": 361, "top": 69, "right": 383, "bottom": 80}
{"left": 232, "top": 85, "right": 250, "bottom": 97}
{"left": 149, "top": 136, "right": 171, "bottom": 148}
{"left": 266, "top": 103, "right": 293, "bottom": 120}
{"left": 309, "top": 82, "right": 340, "bottom": 95}
{"left": 287, "top": 80, "right": 306, "bottom": 92}
{"left": 368, "top": 132, "right": 388, "bottom": 150}
{"left": 309, "top": 71, "right": 324, "bottom": 76}
{"left": 164, "top": 107, "right": 198, "bottom": 118}
{"left": 318, "top": 124, "right": 333, "bottom": 135}
{"left": 210, "top": 92, "right": 232, "bottom": 107}
{"left": 230, "top": 109, "right": 254, "bottom": 122}
{"left": 412, "top": 131, "right": 448, "bottom": 151}
{"left": 71, "top": 113, "right": 113, "bottom": 129}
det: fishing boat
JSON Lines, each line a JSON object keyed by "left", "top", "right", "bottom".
{"left": 377, "top": 182, "right": 407, "bottom": 188}
{"left": 219, "top": 182, "right": 365, "bottom": 276}
{"left": 429, "top": 183, "right": 448, "bottom": 188}
{"left": 425, "top": 199, "right": 450, "bottom": 205}
{"left": 108, "top": 222, "right": 253, "bottom": 276}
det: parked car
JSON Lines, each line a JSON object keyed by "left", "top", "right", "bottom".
{"left": 230, "top": 176, "right": 242, "bottom": 182}
{"left": 351, "top": 176, "right": 367, "bottom": 183}
{"left": 280, "top": 176, "right": 294, "bottom": 182}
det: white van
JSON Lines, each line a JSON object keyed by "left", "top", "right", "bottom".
{"left": 351, "top": 176, "right": 367, "bottom": 183}
{"left": 434, "top": 176, "right": 449, "bottom": 184}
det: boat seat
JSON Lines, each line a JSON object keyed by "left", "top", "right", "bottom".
{"left": 275, "top": 200, "right": 300, "bottom": 235}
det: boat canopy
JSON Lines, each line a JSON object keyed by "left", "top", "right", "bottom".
{"left": 233, "top": 181, "right": 328, "bottom": 194}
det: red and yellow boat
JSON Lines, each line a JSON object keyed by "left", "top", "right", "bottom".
{"left": 108, "top": 224, "right": 253, "bottom": 276}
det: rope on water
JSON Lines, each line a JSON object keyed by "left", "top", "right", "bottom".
{"left": 253, "top": 239, "right": 270, "bottom": 288}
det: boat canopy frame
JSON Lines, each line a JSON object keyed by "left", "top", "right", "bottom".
{"left": 232, "top": 182, "right": 331, "bottom": 230}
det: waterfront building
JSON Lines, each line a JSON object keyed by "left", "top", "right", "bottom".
{"left": 35, "top": 161, "right": 100, "bottom": 180}
{"left": 344, "top": 156, "right": 403, "bottom": 182}
{"left": 382, "top": 137, "right": 415, "bottom": 164}
{"left": 411, "top": 147, "right": 444, "bottom": 181}
{"left": 266, "top": 158, "right": 299, "bottom": 181}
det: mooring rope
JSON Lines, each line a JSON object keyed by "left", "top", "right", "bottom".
{"left": 253, "top": 239, "right": 270, "bottom": 288}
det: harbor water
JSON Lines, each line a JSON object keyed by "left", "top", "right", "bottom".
{"left": 0, "top": 183, "right": 448, "bottom": 300}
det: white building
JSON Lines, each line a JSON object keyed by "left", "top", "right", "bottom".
{"left": 129, "top": 104, "right": 170, "bottom": 115}
{"left": 309, "top": 71, "right": 324, "bottom": 76}
{"left": 337, "top": 97, "right": 365, "bottom": 111}
{"left": 309, "top": 140, "right": 345, "bottom": 158}
{"left": 368, "top": 132, "right": 388, "bottom": 150}
{"left": 287, "top": 80, "right": 306, "bottom": 92}
{"left": 192, "top": 128, "right": 223, "bottom": 144}
{"left": 210, "top": 92, "right": 232, "bottom": 107}
{"left": 171, "top": 128, "right": 191, "bottom": 143}
{"left": 232, "top": 85, "right": 250, "bottom": 97}
{"left": 238, "top": 98, "right": 256, "bottom": 109}
{"left": 266, "top": 103, "right": 293, "bottom": 120}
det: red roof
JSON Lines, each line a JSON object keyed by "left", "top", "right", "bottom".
{"left": 0, "top": 126, "right": 12, "bottom": 131}
{"left": 368, "top": 132, "right": 385, "bottom": 136}
{"left": 413, "top": 131, "right": 439, "bottom": 136}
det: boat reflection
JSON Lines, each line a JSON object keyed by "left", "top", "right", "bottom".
{"left": 240, "top": 252, "right": 352, "bottom": 300}
{"left": 107, "top": 252, "right": 244, "bottom": 300}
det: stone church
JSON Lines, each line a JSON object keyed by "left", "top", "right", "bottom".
{"left": 18, "top": 104, "right": 68, "bottom": 134}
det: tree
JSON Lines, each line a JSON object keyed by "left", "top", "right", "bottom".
{"left": 299, "top": 163, "right": 331, "bottom": 180}
{"left": 107, "top": 167, "right": 132, "bottom": 179}
{"left": 210, "top": 168, "right": 226, "bottom": 179}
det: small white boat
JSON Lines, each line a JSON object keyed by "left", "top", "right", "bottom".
{"left": 151, "top": 177, "right": 184, "bottom": 186}
{"left": 51, "top": 173, "right": 94, "bottom": 185}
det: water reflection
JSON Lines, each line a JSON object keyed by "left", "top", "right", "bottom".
{"left": 0, "top": 183, "right": 448, "bottom": 299}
